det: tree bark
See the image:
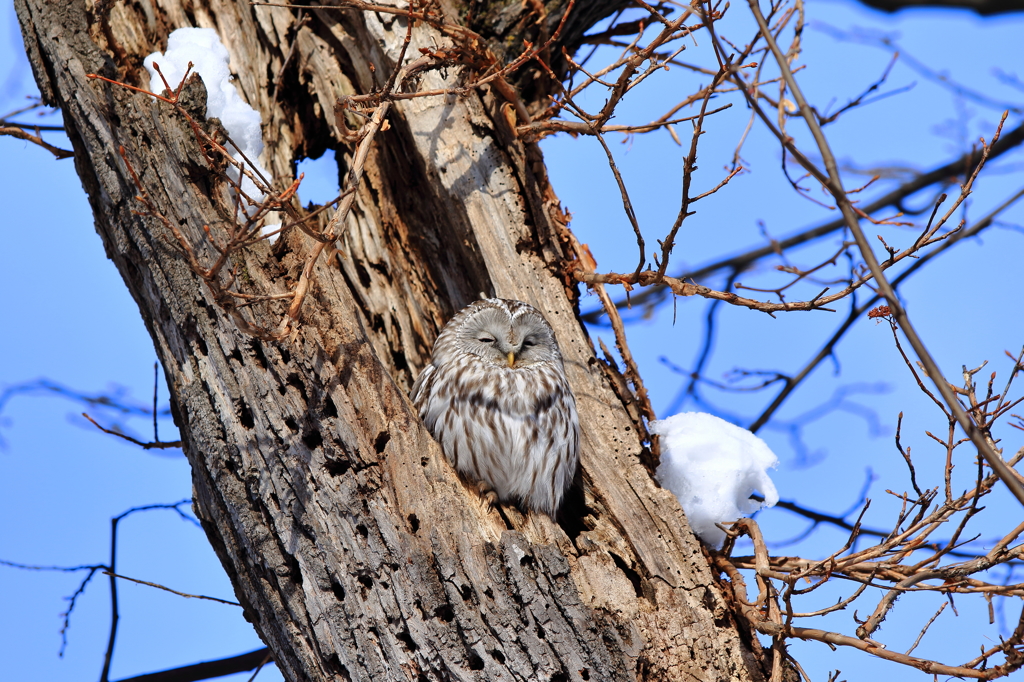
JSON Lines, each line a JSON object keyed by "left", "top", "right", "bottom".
{"left": 13, "top": 0, "right": 771, "bottom": 680}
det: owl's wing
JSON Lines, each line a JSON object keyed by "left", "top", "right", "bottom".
{"left": 409, "top": 363, "right": 436, "bottom": 410}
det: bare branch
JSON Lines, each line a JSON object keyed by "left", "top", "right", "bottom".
{"left": 0, "top": 125, "right": 73, "bottom": 158}
{"left": 110, "top": 649, "right": 272, "bottom": 682}
{"left": 82, "top": 413, "right": 183, "bottom": 450}
{"left": 742, "top": 0, "right": 1024, "bottom": 506}
{"left": 103, "top": 571, "right": 241, "bottom": 606}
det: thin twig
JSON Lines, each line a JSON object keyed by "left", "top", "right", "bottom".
{"left": 83, "top": 413, "right": 182, "bottom": 450}
{"left": 102, "top": 571, "right": 241, "bottom": 606}
{"left": 0, "top": 125, "right": 74, "bottom": 158}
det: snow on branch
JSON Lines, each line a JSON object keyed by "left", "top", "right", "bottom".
{"left": 652, "top": 412, "right": 779, "bottom": 547}
{"left": 144, "top": 28, "right": 272, "bottom": 218}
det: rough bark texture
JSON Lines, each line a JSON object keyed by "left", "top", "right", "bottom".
{"left": 14, "top": 0, "right": 770, "bottom": 680}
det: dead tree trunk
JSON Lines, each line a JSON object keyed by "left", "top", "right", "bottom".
{"left": 14, "top": 0, "right": 771, "bottom": 679}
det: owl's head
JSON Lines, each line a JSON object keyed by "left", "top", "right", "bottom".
{"left": 449, "top": 299, "right": 560, "bottom": 369}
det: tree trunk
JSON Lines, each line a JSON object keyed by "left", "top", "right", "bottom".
{"left": 13, "top": 0, "right": 770, "bottom": 679}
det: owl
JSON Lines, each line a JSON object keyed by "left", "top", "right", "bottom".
{"left": 411, "top": 298, "right": 580, "bottom": 517}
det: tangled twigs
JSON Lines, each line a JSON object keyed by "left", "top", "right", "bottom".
{"left": 739, "top": 0, "right": 1024, "bottom": 507}
{"left": 564, "top": 7, "right": 715, "bottom": 282}
{"left": 709, "top": 340, "right": 1024, "bottom": 679}
{"left": 582, "top": 120, "right": 1024, "bottom": 323}
{"left": 116, "top": 144, "right": 293, "bottom": 339}
{"left": 533, "top": 6, "right": 747, "bottom": 290}
{"left": 655, "top": 55, "right": 735, "bottom": 281}
{"left": 90, "top": 0, "right": 588, "bottom": 341}
{"left": 717, "top": 355, "right": 1024, "bottom": 672}
{"left": 717, "top": 512, "right": 1024, "bottom": 679}
{"left": 567, "top": 232, "right": 655, "bottom": 442}
{"left": 281, "top": 11, "right": 433, "bottom": 334}
{"left": 514, "top": 104, "right": 732, "bottom": 139}
{"left": 254, "top": 0, "right": 575, "bottom": 109}
{"left": 87, "top": 14, "right": 437, "bottom": 339}
{"left": 274, "top": 0, "right": 580, "bottom": 336}
{"left": 560, "top": 1, "right": 949, "bottom": 313}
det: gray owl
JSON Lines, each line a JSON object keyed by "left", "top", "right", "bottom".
{"left": 411, "top": 298, "right": 580, "bottom": 516}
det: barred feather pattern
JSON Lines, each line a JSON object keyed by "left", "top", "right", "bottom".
{"left": 411, "top": 299, "right": 580, "bottom": 516}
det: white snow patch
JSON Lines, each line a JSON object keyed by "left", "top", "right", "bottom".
{"left": 651, "top": 412, "right": 779, "bottom": 548}
{"left": 144, "top": 28, "right": 271, "bottom": 216}
{"left": 262, "top": 222, "right": 282, "bottom": 244}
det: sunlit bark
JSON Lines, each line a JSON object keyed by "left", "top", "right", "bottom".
{"left": 13, "top": 0, "right": 771, "bottom": 679}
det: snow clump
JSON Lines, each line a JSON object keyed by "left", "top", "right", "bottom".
{"left": 262, "top": 223, "right": 282, "bottom": 244}
{"left": 651, "top": 412, "right": 779, "bottom": 548}
{"left": 144, "top": 28, "right": 271, "bottom": 215}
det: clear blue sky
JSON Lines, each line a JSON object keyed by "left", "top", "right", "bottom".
{"left": 2, "top": 1, "right": 1022, "bottom": 680}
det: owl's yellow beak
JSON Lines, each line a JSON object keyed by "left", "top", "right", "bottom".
{"left": 507, "top": 352, "right": 516, "bottom": 368}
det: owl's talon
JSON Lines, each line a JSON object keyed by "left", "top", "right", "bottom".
{"left": 477, "top": 481, "right": 499, "bottom": 510}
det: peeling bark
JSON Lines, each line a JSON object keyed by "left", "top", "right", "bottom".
{"left": 13, "top": 0, "right": 771, "bottom": 679}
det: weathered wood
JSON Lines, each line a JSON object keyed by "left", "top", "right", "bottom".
{"left": 13, "top": 0, "right": 770, "bottom": 679}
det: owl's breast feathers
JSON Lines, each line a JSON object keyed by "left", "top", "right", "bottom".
{"left": 409, "top": 299, "right": 580, "bottom": 515}
{"left": 412, "top": 352, "right": 579, "bottom": 515}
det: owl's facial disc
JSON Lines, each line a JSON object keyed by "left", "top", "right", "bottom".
{"left": 457, "top": 305, "right": 558, "bottom": 369}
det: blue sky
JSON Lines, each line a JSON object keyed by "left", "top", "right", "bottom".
{"left": 2, "top": 1, "right": 1022, "bottom": 680}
